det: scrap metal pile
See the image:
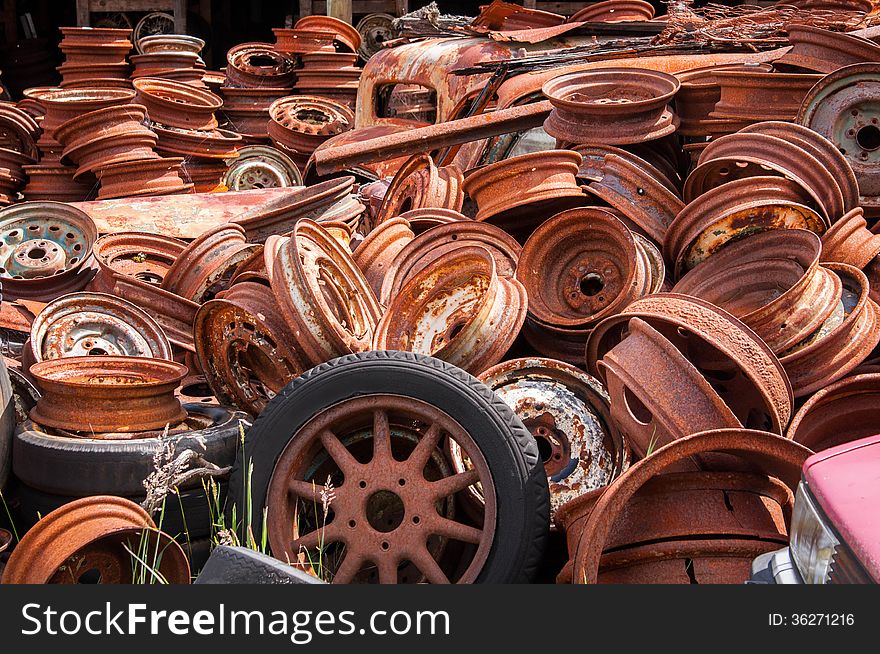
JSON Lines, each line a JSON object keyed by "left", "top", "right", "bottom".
{"left": 2, "top": 0, "right": 880, "bottom": 584}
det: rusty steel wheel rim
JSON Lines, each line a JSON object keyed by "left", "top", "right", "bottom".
{"left": 571, "top": 429, "right": 813, "bottom": 584}
{"left": 374, "top": 154, "right": 464, "bottom": 224}
{"left": 86, "top": 268, "right": 199, "bottom": 352}
{"left": 584, "top": 152, "right": 684, "bottom": 244}
{"left": 586, "top": 293, "right": 794, "bottom": 435}
{"left": 672, "top": 229, "right": 842, "bottom": 354}
{"left": 379, "top": 220, "right": 520, "bottom": 306}
{"left": 93, "top": 231, "right": 186, "bottom": 286}
{"left": 271, "top": 220, "right": 381, "bottom": 366}
{"left": 195, "top": 281, "right": 305, "bottom": 416}
{"left": 294, "top": 15, "right": 362, "bottom": 53}
{"left": 518, "top": 207, "right": 650, "bottom": 329}
{"left": 95, "top": 157, "right": 192, "bottom": 200}
{"left": 356, "top": 13, "right": 395, "bottom": 61}
{"left": 28, "top": 355, "right": 187, "bottom": 433}
{"left": 226, "top": 42, "right": 296, "bottom": 88}
{"left": 272, "top": 28, "right": 336, "bottom": 54}
{"left": 0, "top": 496, "right": 189, "bottom": 584}
{"left": 688, "top": 130, "right": 843, "bottom": 222}
{"left": 542, "top": 68, "right": 680, "bottom": 145}
{"left": 139, "top": 34, "right": 205, "bottom": 54}
{"left": 0, "top": 528, "right": 10, "bottom": 554}
{"left": 462, "top": 150, "right": 586, "bottom": 231}
{"left": 0, "top": 104, "right": 39, "bottom": 158}
{"left": 397, "top": 208, "right": 469, "bottom": 235}
{"left": 666, "top": 175, "right": 826, "bottom": 280}
{"left": 352, "top": 217, "right": 414, "bottom": 297}
{"left": 54, "top": 104, "right": 158, "bottom": 179}
{"left": 152, "top": 125, "right": 242, "bottom": 159}
{"left": 797, "top": 63, "right": 880, "bottom": 209}
{"left": 0, "top": 201, "right": 97, "bottom": 299}
{"left": 568, "top": 0, "right": 654, "bottom": 21}
{"left": 29, "top": 291, "right": 172, "bottom": 363}
{"left": 786, "top": 373, "right": 880, "bottom": 451}
{"left": 575, "top": 143, "right": 678, "bottom": 194}
{"left": 266, "top": 394, "right": 496, "bottom": 583}
{"left": 821, "top": 207, "right": 880, "bottom": 268}
{"left": 267, "top": 95, "right": 354, "bottom": 156}
{"left": 133, "top": 77, "right": 222, "bottom": 131}
{"left": 160, "top": 224, "right": 259, "bottom": 303}
{"left": 709, "top": 70, "right": 820, "bottom": 122}
{"left": 222, "top": 145, "right": 302, "bottom": 191}
{"left": 476, "top": 357, "right": 629, "bottom": 523}
{"left": 738, "top": 121, "right": 859, "bottom": 213}
{"left": 375, "top": 245, "right": 527, "bottom": 374}
{"left": 779, "top": 263, "right": 880, "bottom": 397}
{"left": 776, "top": 24, "right": 880, "bottom": 74}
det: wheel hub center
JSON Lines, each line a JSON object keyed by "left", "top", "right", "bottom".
{"left": 365, "top": 489, "right": 406, "bottom": 533}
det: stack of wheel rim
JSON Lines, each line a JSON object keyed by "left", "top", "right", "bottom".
{"left": 134, "top": 75, "right": 242, "bottom": 192}
{"left": 57, "top": 27, "right": 132, "bottom": 89}
{"left": 0, "top": 104, "right": 39, "bottom": 205}
{"left": 278, "top": 16, "right": 362, "bottom": 108}
{"left": 219, "top": 43, "right": 295, "bottom": 145}
{"left": 22, "top": 88, "right": 136, "bottom": 202}
{"left": 131, "top": 33, "right": 208, "bottom": 88}
{"left": 267, "top": 95, "right": 354, "bottom": 170}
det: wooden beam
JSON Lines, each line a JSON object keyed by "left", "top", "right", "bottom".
{"left": 89, "top": 0, "right": 174, "bottom": 11}
{"left": 327, "top": 0, "right": 353, "bottom": 24}
{"left": 76, "top": 0, "right": 91, "bottom": 26}
{"left": 174, "top": 0, "right": 187, "bottom": 32}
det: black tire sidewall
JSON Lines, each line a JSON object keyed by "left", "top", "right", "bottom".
{"left": 230, "top": 351, "right": 549, "bottom": 583}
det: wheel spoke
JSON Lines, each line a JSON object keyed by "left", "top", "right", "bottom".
{"left": 332, "top": 551, "right": 365, "bottom": 584}
{"left": 288, "top": 478, "right": 322, "bottom": 502}
{"left": 292, "top": 522, "right": 341, "bottom": 552}
{"left": 409, "top": 546, "right": 451, "bottom": 584}
{"left": 406, "top": 422, "right": 443, "bottom": 474}
{"left": 319, "top": 429, "right": 360, "bottom": 476}
{"left": 372, "top": 409, "right": 393, "bottom": 463}
{"left": 430, "top": 517, "right": 483, "bottom": 545}
{"left": 375, "top": 554, "right": 399, "bottom": 584}
{"left": 429, "top": 469, "right": 480, "bottom": 500}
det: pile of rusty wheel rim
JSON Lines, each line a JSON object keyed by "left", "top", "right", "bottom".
{"left": 57, "top": 27, "right": 132, "bottom": 89}
{"left": 219, "top": 43, "right": 296, "bottom": 145}
{"left": 5, "top": 19, "right": 880, "bottom": 586}
{"left": 283, "top": 16, "right": 362, "bottom": 109}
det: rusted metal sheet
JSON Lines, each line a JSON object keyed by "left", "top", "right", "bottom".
{"left": 70, "top": 186, "right": 326, "bottom": 237}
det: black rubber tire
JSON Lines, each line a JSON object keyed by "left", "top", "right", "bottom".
{"left": 12, "top": 404, "right": 247, "bottom": 496}
{"left": 12, "top": 481, "right": 226, "bottom": 541}
{"left": 195, "top": 545, "right": 324, "bottom": 584}
{"left": 0, "top": 356, "right": 15, "bottom": 491}
{"left": 228, "top": 351, "right": 549, "bottom": 584}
